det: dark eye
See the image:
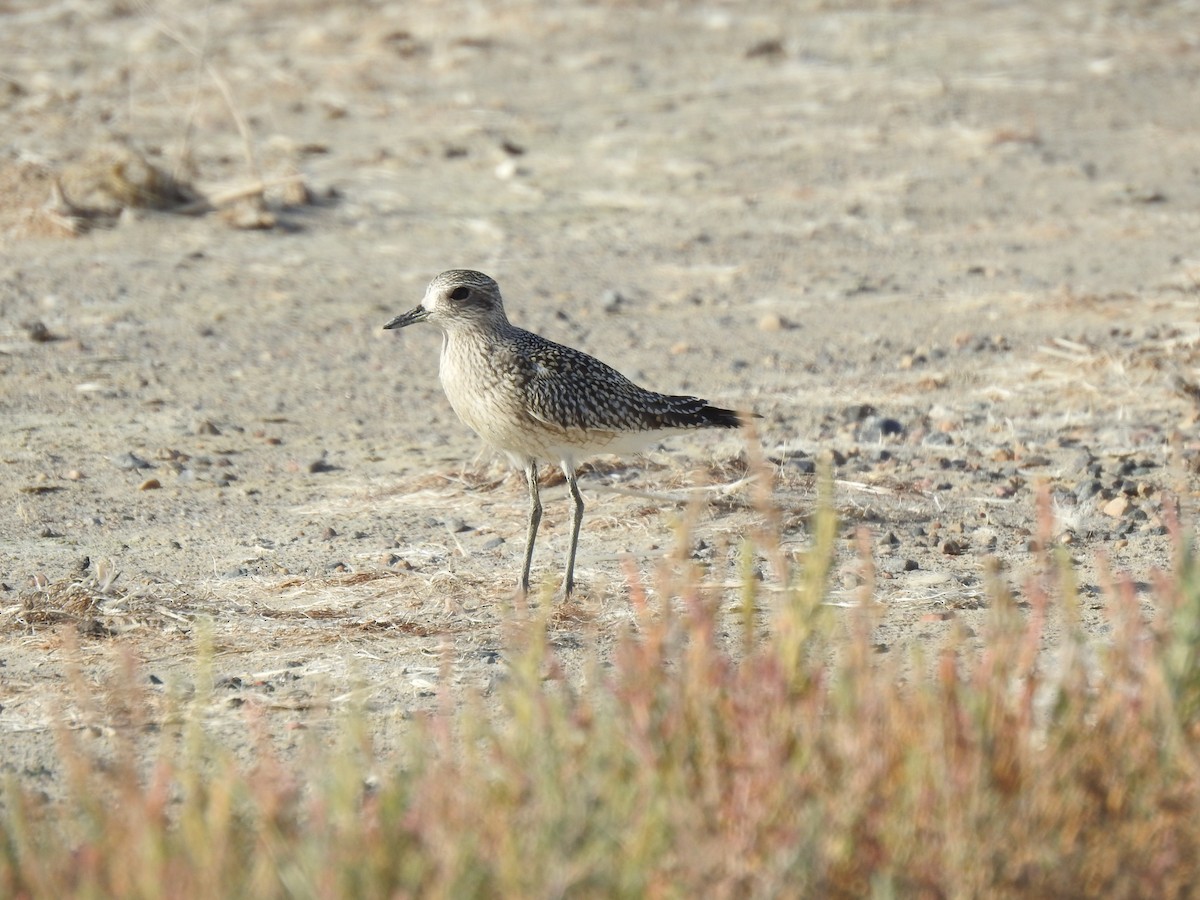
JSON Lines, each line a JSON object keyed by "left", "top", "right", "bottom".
{"left": 449, "top": 286, "right": 470, "bottom": 301}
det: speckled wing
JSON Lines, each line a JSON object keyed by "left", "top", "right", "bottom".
{"left": 515, "top": 333, "right": 740, "bottom": 433}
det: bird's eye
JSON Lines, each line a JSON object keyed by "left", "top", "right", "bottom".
{"left": 449, "top": 287, "right": 470, "bottom": 301}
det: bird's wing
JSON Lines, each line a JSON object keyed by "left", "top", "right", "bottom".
{"left": 517, "top": 337, "right": 710, "bottom": 433}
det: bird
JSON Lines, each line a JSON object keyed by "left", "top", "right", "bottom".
{"left": 383, "top": 269, "right": 750, "bottom": 597}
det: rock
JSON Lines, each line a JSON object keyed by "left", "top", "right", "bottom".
{"left": 757, "top": 312, "right": 794, "bottom": 332}
{"left": 857, "top": 416, "right": 905, "bottom": 442}
{"left": 1102, "top": 496, "right": 1130, "bottom": 518}
{"left": 308, "top": 456, "right": 336, "bottom": 473}
{"left": 601, "top": 289, "right": 626, "bottom": 314}
{"left": 973, "top": 527, "right": 998, "bottom": 550}
{"left": 138, "top": 478, "right": 161, "bottom": 491}
{"left": 24, "top": 320, "right": 57, "bottom": 342}
{"left": 113, "top": 452, "right": 153, "bottom": 470}
{"left": 821, "top": 448, "right": 848, "bottom": 467}
{"left": 1063, "top": 447, "right": 1095, "bottom": 476}
{"left": 842, "top": 403, "right": 877, "bottom": 423}
{"left": 1074, "top": 479, "right": 1102, "bottom": 503}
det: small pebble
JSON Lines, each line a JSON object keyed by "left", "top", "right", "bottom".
{"left": 757, "top": 312, "right": 789, "bottom": 332}
{"left": 1102, "top": 496, "right": 1130, "bottom": 518}
{"left": 601, "top": 289, "right": 626, "bottom": 314}
{"left": 138, "top": 478, "right": 161, "bottom": 491}
{"left": 857, "top": 416, "right": 905, "bottom": 442}
{"left": 113, "top": 452, "right": 153, "bottom": 470}
{"left": 24, "top": 320, "right": 56, "bottom": 342}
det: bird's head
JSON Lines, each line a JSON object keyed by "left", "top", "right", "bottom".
{"left": 383, "top": 269, "right": 509, "bottom": 333}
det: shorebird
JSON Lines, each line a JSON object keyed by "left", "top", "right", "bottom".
{"left": 384, "top": 269, "right": 749, "bottom": 596}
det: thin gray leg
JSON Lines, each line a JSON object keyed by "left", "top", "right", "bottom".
{"left": 562, "top": 463, "right": 584, "bottom": 596}
{"left": 520, "top": 461, "right": 542, "bottom": 594}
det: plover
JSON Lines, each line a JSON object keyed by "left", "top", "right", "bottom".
{"left": 384, "top": 269, "right": 749, "bottom": 596}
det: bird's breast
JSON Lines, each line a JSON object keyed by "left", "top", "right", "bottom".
{"left": 439, "top": 337, "right": 533, "bottom": 448}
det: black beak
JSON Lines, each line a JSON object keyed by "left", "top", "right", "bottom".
{"left": 383, "top": 306, "right": 430, "bottom": 330}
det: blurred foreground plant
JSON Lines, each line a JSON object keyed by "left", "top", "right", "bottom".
{"left": 2, "top": 476, "right": 1199, "bottom": 898}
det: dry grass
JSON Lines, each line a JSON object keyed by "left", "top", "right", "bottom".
{"left": 3, "top": 470, "right": 1200, "bottom": 898}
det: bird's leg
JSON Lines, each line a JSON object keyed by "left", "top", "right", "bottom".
{"left": 521, "top": 460, "right": 542, "bottom": 595}
{"left": 562, "top": 463, "right": 584, "bottom": 596}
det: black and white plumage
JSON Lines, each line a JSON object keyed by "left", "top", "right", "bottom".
{"left": 384, "top": 269, "right": 748, "bottom": 596}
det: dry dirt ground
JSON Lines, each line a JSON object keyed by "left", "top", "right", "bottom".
{"left": 2, "top": 1, "right": 1200, "bottom": 792}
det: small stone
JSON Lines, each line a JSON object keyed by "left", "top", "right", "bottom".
{"left": 601, "top": 290, "right": 626, "bottom": 314}
{"left": 1075, "top": 479, "right": 1102, "bottom": 503}
{"left": 113, "top": 452, "right": 153, "bottom": 470}
{"left": 857, "top": 416, "right": 905, "bottom": 443}
{"left": 1102, "top": 496, "right": 1130, "bottom": 518}
{"left": 221, "top": 196, "right": 275, "bottom": 230}
{"left": 941, "top": 539, "right": 966, "bottom": 556}
{"left": 973, "top": 527, "right": 998, "bottom": 550}
{"left": 194, "top": 419, "right": 221, "bottom": 436}
{"left": 494, "top": 158, "right": 523, "bottom": 180}
{"left": 321, "top": 527, "right": 337, "bottom": 541}
{"left": 822, "top": 448, "right": 848, "bottom": 467}
{"left": 65, "top": 469, "right": 85, "bottom": 481}
{"left": 138, "top": 478, "right": 161, "bottom": 491}
{"left": 757, "top": 312, "right": 790, "bottom": 332}
{"left": 1064, "top": 448, "right": 1095, "bottom": 475}
{"left": 24, "top": 320, "right": 57, "bottom": 342}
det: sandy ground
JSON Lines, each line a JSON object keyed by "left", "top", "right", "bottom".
{"left": 2, "top": 1, "right": 1199, "bottom": 792}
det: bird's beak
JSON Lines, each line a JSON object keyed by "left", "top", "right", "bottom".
{"left": 383, "top": 305, "right": 430, "bottom": 330}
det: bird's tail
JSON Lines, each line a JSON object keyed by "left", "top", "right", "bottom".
{"left": 697, "top": 404, "right": 747, "bottom": 429}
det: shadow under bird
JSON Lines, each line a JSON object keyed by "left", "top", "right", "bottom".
{"left": 384, "top": 269, "right": 751, "bottom": 597}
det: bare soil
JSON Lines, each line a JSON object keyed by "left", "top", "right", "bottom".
{"left": 2, "top": 1, "right": 1198, "bottom": 793}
